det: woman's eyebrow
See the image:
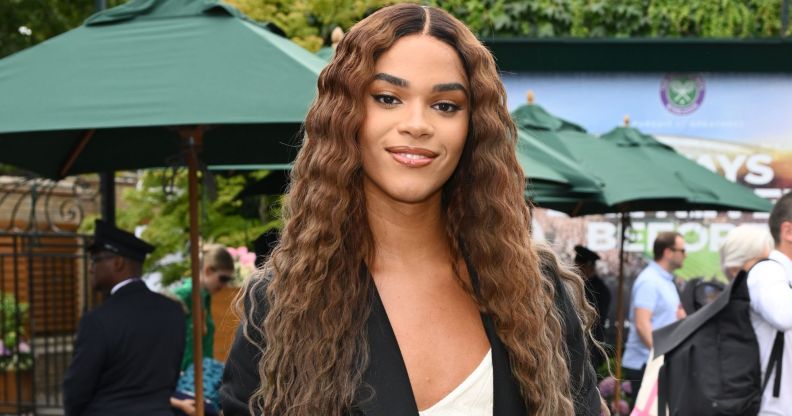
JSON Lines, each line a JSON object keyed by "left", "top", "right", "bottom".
{"left": 374, "top": 73, "right": 407, "bottom": 87}
{"left": 432, "top": 82, "right": 467, "bottom": 95}
{"left": 373, "top": 73, "right": 467, "bottom": 96}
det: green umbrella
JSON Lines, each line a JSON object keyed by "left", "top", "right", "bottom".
{"left": 516, "top": 128, "right": 605, "bottom": 207}
{"left": 513, "top": 103, "right": 696, "bottom": 215}
{"left": 514, "top": 102, "right": 772, "bottom": 214}
{"left": 510, "top": 96, "right": 604, "bottom": 205}
{"left": 517, "top": 133, "right": 593, "bottom": 186}
{"left": 511, "top": 101, "right": 586, "bottom": 133}
{"left": 0, "top": 0, "right": 326, "bottom": 178}
{"left": 600, "top": 126, "right": 772, "bottom": 212}
{"left": 0, "top": 1, "right": 325, "bottom": 412}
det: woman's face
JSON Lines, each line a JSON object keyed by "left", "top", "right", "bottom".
{"left": 359, "top": 34, "right": 469, "bottom": 205}
{"left": 203, "top": 266, "right": 234, "bottom": 294}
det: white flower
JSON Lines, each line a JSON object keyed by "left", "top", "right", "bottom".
{"left": 18, "top": 26, "right": 32, "bottom": 36}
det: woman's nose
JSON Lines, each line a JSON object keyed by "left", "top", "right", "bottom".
{"left": 397, "top": 104, "right": 434, "bottom": 139}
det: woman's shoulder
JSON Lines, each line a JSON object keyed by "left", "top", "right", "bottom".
{"left": 239, "top": 272, "right": 274, "bottom": 329}
{"left": 220, "top": 273, "right": 272, "bottom": 416}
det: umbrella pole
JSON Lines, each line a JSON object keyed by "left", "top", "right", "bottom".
{"left": 59, "top": 129, "right": 95, "bottom": 177}
{"left": 184, "top": 129, "right": 205, "bottom": 416}
{"left": 612, "top": 212, "right": 628, "bottom": 415}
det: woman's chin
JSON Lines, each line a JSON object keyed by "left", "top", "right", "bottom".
{"left": 363, "top": 176, "right": 445, "bottom": 206}
{"left": 383, "top": 186, "right": 442, "bottom": 205}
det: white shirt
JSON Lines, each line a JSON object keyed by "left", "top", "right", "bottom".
{"left": 110, "top": 277, "right": 140, "bottom": 295}
{"left": 747, "top": 250, "right": 792, "bottom": 416}
{"left": 418, "top": 349, "right": 493, "bottom": 416}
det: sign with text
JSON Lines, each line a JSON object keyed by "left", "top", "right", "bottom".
{"left": 503, "top": 73, "right": 792, "bottom": 281}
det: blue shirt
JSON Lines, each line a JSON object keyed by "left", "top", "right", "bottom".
{"left": 622, "top": 261, "right": 681, "bottom": 370}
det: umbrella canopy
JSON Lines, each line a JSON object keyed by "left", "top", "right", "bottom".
{"left": 511, "top": 102, "right": 586, "bottom": 133}
{"left": 0, "top": 0, "right": 326, "bottom": 178}
{"left": 516, "top": 128, "right": 605, "bottom": 207}
{"left": 513, "top": 103, "right": 772, "bottom": 215}
{"left": 513, "top": 103, "right": 694, "bottom": 215}
{"left": 600, "top": 126, "right": 772, "bottom": 212}
{"left": 510, "top": 99, "right": 604, "bottom": 205}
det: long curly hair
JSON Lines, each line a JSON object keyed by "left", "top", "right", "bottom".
{"left": 239, "top": 4, "right": 594, "bottom": 415}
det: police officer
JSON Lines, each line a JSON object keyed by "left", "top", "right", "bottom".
{"left": 63, "top": 220, "right": 185, "bottom": 416}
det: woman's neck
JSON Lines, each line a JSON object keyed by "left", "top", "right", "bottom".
{"left": 365, "top": 190, "right": 451, "bottom": 270}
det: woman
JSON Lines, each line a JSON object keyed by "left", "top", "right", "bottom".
{"left": 684, "top": 224, "right": 772, "bottom": 315}
{"left": 171, "top": 244, "right": 235, "bottom": 415}
{"left": 221, "top": 4, "right": 599, "bottom": 415}
{"left": 173, "top": 244, "right": 235, "bottom": 371}
{"left": 720, "top": 224, "right": 773, "bottom": 281}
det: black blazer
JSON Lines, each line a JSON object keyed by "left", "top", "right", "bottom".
{"left": 221, "top": 265, "right": 600, "bottom": 415}
{"left": 63, "top": 280, "right": 186, "bottom": 416}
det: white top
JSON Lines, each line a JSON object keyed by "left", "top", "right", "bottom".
{"left": 110, "top": 277, "right": 140, "bottom": 295}
{"left": 747, "top": 250, "right": 792, "bottom": 416}
{"left": 418, "top": 349, "right": 493, "bottom": 416}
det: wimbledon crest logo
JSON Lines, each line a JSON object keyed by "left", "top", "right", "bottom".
{"left": 660, "top": 73, "right": 705, "bottom": 115}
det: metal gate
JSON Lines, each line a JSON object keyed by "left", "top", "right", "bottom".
{"left": 1, "top": 176, "right": 99, "bottom": 415}
{"left": 0, "top": 232, "right": 95, "bottom": 415}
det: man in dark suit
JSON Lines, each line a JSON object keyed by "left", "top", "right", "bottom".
{"left": 63, "top": 220, "right": 185, "bottom": 416}
{"left": 574, "top": 245, "right": 612, "bottom": 375}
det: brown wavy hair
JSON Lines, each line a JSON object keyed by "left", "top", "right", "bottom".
{"left": 239, "top": 4, "right": 594, "bottom": 415}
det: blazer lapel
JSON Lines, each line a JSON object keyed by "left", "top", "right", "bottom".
{"left": 466, "top": 254, "right": 527, "bottom": 416}
{"left": 483, "top": 315, "right": 527, "bottom": 415}
{"left": 358, "top": 267, "right": 419, "bottom": 416}
{"left": 357, "top": 261, "right": 527, "bottom": 416}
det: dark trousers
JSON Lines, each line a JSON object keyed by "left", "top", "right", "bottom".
{"left": 623, "top": 365, "right": 646, "bottom": 402}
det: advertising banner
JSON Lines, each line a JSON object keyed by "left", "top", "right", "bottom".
{"left": 503, "top": 73, "right": 792, "bottom": 281}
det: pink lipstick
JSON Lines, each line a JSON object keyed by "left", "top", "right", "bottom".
{"left": 385, "top": 146, "right": 438, "bottom": 167}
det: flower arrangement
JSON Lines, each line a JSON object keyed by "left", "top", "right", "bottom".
{"left": 598, "top": 375, "right": 631, "bottom": 415}
{"left": 0, "top": 294, "right": 33, "bottom": 372}
{"left": 226, "top": 246, "right": 257, "bottom": 283}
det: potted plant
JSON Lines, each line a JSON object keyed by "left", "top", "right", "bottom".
{"left": 0, "top": 293, "right": 33, "bottom": 410}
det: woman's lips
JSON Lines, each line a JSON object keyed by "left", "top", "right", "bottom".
{"left": 385, "top": 146, "right": 438, "bottom": 167}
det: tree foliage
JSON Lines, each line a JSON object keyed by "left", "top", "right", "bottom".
{"left": 2, "top": 0, "right": 788, "bottom": 59}
{"left": 428, "top": 0, "right": 789, "bottom": 38}
{"left": 0, "top": 0, "right": 126, "bottom": 59}
{"left": 113, "top": 169, "right": 281, "bottom": 285}
{"left": 225, "top": 0, "right": 404, "bottom": 51}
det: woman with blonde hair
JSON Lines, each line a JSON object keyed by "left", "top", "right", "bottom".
{"left": 220, "top": 4, "right": 599, "bottom": 415}
{"left": 720, "top": 224, "right": 774, "bottom": 281}
{"left": 171, "top": 244, "right": 235, "bottom": 415}
{"left": 173, "top": 244, "right": 235, "bottom": 371}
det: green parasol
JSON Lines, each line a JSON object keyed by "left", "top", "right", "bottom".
{"left": 0, "top": 0, "right": 326, "bottom": 178}
{"left": 600, "top": 125, "right": 772, "bottom": 212}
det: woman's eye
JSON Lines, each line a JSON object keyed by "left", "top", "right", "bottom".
{"left": 433, "top": 102, "right": 461, "bottom": 113}
{"left": 373, "top": 94, "right": 400, "bottom": 106}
